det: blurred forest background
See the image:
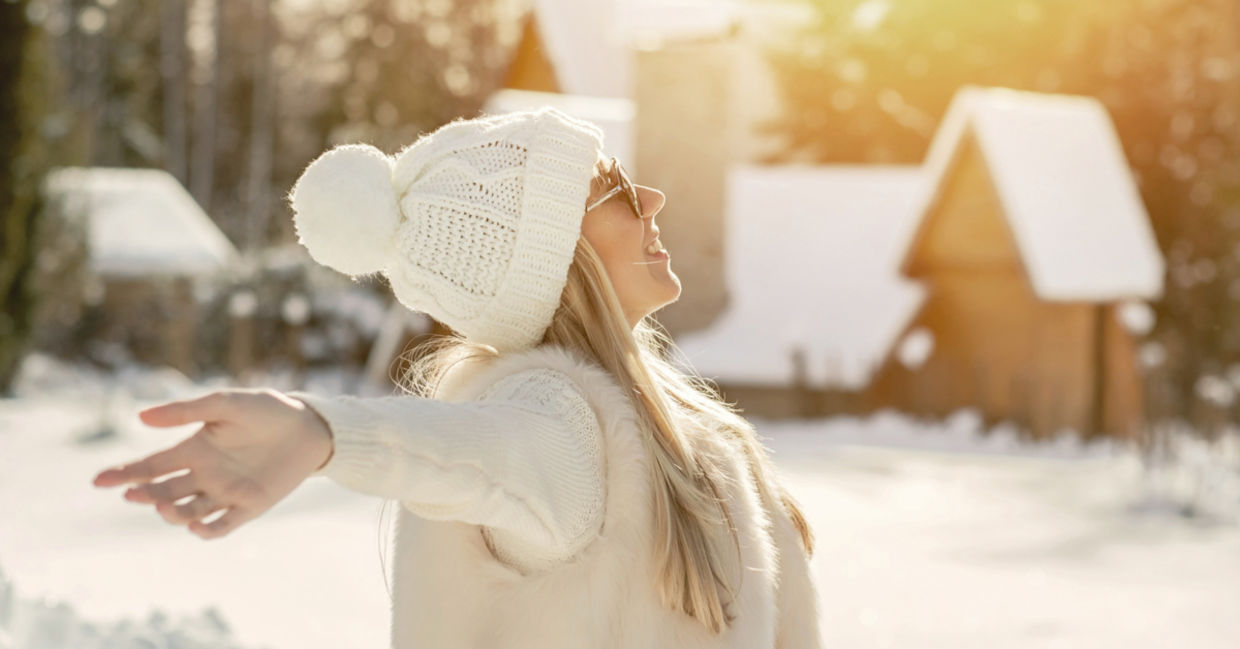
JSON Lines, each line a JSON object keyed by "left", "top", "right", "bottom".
{"left": 764, "top": 0, "right": 1240, "bottom": 437}
{"left": 1, "top": 0, "right": 1239, "bottom": 435}
{"left": 3, "top": 4, "right": 1239, "bottom": 646}
{"left": 1, "top": 0, "right": 527, "bottom": 393}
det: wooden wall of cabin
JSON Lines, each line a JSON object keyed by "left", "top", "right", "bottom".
{"left": 872, "top": 129, "right": 1112, "bottom": 440}
{"left": 93, "top": 276, "right": 199, "bottom": 376}
{"left": 868, "top": 281, "right": 1100, "bottom": 440}
{"left": 717, "top": 383, "right": 867, "bottom": 420}
{"left": 904, "top": 131, "right": 1015, "bottom": 277}
{"left": 1101, "top": 303, "right": 1145, "bottom": 440}
{"left": 870, "top": 290, "right": 1151, "bottom": 440}
{"left": 503, "top": 17, "right": 559, "bottom": 93}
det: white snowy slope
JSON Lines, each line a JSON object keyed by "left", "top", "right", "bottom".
{"left": 677, "top": 165, "right": 926, "bottom": 390}
{"left": 0, "top": 361, "right": 390, "bottom": 649}
{"left": 2, "top": 357, "right": 1238, "bottom": 649}
{"left": 758, "top": 413, "right": 1240, "bottom": 649}
{"left": 0, "top": 567, "right": 252, "bottom": 649}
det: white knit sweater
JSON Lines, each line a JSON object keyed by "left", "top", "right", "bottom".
{"left": 288, "top": 344, "right": 823, "bottom": 648}
{"left": 289, "top": 367, "right": 606, "bottom": 574}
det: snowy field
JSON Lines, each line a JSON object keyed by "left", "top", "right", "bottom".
{"left": 1, "top": 357, "right": 1238, "bottom": 649}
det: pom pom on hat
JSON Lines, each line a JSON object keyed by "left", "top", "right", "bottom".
{"left": 288, "top": 108, "right": 605, "bottom": 352}
{"left": 289, "top": 144, "right": 400, "bottom": 276}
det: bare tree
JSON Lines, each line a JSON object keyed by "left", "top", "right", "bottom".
{"left": 190, "top": 0, "right": 220, "bottom": 211}
{"left": 160, "top": 0, "right": 188, "bottom": 182}
{"left": 244, "top": 0, "right": 274, "bottom": 251}
{"left": 0, "top": 0, "right": 45, "bottom": 393}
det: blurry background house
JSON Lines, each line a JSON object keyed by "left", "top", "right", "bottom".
{"left": 38, "top": 167, "right": 239, "bottom": 376}
{"left": 675, "top": 85, "right": 1166, "bottom": 442}
{"left": 3, "top": 0, "right": 1239, "bottom": 445}
{"left": 675, "top": 165, "right": 925, "bottom": 418}
{"left": 493, "top": 0, "right": 790, "bottom": 333}
{"left": 869, "top": 87, "right": 1164, "bottom": 441}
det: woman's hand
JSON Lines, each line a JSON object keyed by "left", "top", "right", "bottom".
{"left": 92, "top": 388, "right": 334, "bottom": 540}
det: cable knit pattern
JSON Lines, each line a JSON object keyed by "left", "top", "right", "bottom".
{"left": 475, "top": 369, "right": 606, "bottom": 574}
{"left": 286, "top": 368, "right": 604, "bottom": 566}
{"left": 289, "top": 107, "right": 604, "bottom": 353}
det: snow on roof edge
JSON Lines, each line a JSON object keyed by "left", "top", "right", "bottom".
{"left": 44, "top": 166, "right": 239, "bottom": 278}
{"left": 677, "top": 163, "right": 929, "bottom": 390}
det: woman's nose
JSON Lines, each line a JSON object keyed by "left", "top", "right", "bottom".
{"left": 637, "top": 185, "right": 666, "bottom": 219}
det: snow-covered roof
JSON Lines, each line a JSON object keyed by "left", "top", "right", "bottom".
{"left": 483, "top": 89, "right": 635, "bottom": 173}
{"left": 898, "top": 86, "right": 1165, "bottom": 301}
{"left": 44, "top": 167, "right": 239, "bottom": 278}
{"left": 676, "top": 165, "right": 926, "bottom": 390}
{"left": 529, "top": 0, "right": 740, "bottom": 98}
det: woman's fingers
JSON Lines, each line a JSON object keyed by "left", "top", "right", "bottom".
{"left": 155, "top": 492, "right": 225, "bottom": 526}
{"left": 94, "top": 439, "right": 195, "bottom": 487}
{"left": 124, "top": 472, "right": 198, "bottom": 505}
{"left": 139, "top": 391, "right": 234, "bottom": 428}
{"left": 188, "top": 506, "right": 252, "bottom": 540}
{"left": 94, "top": 395, "right": 229, "bottom": 489}
{"left": 93, "top": 387, "right": 316, "bottom": 541}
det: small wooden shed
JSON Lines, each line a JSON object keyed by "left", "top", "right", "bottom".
{"left": 867, "top": 87, "right": 1165, "bottom": 441}
{"left": 41, "top": 167, "right": 239, "bottom": 375}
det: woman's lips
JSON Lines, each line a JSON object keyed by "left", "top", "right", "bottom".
{"left": 645, "top": 238, "right": 669, "bottom": 259}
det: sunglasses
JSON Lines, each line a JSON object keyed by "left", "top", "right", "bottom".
{"left": 585, "top": 156, "right": 644, "bottom": 219}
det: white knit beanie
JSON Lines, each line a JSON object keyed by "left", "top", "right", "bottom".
{"left": 288, "top": 107, "right": 605, "bottom": 352}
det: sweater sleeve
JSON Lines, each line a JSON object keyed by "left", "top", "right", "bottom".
{"left": 285, "top": 368, "right": 605, "bottom": 559}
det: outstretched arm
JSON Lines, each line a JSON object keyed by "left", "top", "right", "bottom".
{"left": 93, "top": 369, "right": 605, "bottom": 561}
{"left": 287, "top": 368, "right": 605, "bottom": 555}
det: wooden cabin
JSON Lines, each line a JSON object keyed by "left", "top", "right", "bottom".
{"left": 867, "top": 87, "right": 1165, "bottom": 441}
{"left": 40, "top": 167, "right": 240, "bottom": 376}
{"left": 680, "top": 87, "right": 1165, "bottom": 441}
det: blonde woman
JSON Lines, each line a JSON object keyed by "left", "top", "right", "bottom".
{"left": 93, "top": 107, "right": 822, "bottom": 647}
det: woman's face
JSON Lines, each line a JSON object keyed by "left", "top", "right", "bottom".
{"left": 581, "top": 155, "right": 681, "bottom": 328}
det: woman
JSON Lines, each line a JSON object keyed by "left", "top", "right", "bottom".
{"left": 93, "top": 107, "right": 822, "bottom": 647}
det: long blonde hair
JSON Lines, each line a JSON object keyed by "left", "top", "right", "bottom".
{"left": 380, "top": 237, "right": 815, "bottom": 634}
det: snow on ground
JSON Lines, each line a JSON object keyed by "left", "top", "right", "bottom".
{"left": 0, "top": 392, "right": 390, "bottom": 649}
{"left": 1, "top": 357, "right": 1238, "bottom": 648}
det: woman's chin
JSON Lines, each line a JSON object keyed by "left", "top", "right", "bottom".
{"left": 660, "top": 270, "right": 682, "bottom": 304}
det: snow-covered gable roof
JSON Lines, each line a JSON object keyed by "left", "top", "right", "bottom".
{"left": 44, "top": 167, "right": 239, "bottom": 278}
{"left": 676, "top": 165, "right": 926, "bottom": 390}
{"left": 898, "top": 86, "right": 1165, "bottom": 301}
{"left": 529, "top": 0, "right": 739, "bottom": 98}
{"left": 483, "top": 89, "right": 635, "bottom": 173}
